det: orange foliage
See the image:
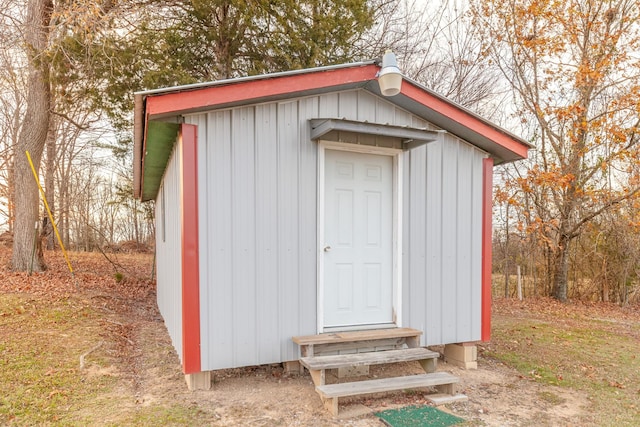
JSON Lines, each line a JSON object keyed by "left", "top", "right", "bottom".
{"left": 472, "top": 0, "right": 640, "bottom": 299}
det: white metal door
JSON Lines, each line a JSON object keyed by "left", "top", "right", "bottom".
{"left": 323, "top": 149, "right": 393, "bottom": 328}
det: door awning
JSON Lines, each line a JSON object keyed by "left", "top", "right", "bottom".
{"left": 310, "top": 118, "right": 441, "bottom": 150}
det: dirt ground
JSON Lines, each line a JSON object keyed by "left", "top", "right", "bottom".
{"left": 118, "top": 289, "right": 591, "bottom": 426}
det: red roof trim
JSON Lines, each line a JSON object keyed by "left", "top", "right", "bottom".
{"left": 481, "top": 157, "right": 494, "bottom": 342}
{"left": 400, "top": 82, "right": 529, "bottom": 159}
{"left": 181, "top": 124, "right": 202, "bottom": 374}
{"left": 145, "top": 64, "right": 379, "bottom": 117}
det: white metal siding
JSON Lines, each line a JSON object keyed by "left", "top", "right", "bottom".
{"left": 187, "top": 99, "right": 323, "bottom": 370}
{"left": 403, "top": 133, "right": 486, "bottom": 346}
{"left": 181, "top": 89, "right": 485, "bottom": 370}
{"left": 155, "top": 140, "right": 183, "bottom": 362}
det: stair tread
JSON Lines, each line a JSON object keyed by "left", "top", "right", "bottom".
{"left": 316, "top": 372, "right": 459, "bottom": 398}
{"left": 301, "top": 347, "right": 439, "bottom": 370}
{"left": 292, "top": 328, "right": 422, "bottom": 346}
{"left": 426, "top": 393, "right": 469, "bottom": 405}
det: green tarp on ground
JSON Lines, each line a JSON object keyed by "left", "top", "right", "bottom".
{"left": 375, "top": 405, "right": 464, "bottom": 427}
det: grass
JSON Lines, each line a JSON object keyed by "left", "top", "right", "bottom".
{"left": 115, "top": 405, "right": 210, "bottom": 426}
{"left": 0, "top": 292, "right": 205, "bottom": 426}
{"left": 0, "top": 294, "right": 125, "bottom": 425}
{"left": 486, "top": 299, "right": 640, "bottom": 426}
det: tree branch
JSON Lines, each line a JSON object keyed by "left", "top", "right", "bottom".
{"left": 51, "top": 110, "right": 89, "bottom": 130}
{"left": 568, "top": 185, "right": 640, "bottom": 239}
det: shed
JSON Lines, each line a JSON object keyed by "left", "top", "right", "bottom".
{"left": 133, "top": 61, "right": 530, "bottom": 388}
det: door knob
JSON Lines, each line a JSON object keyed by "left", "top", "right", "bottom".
{"left": 323, "top": 246, "right": 331, "bottom": 252}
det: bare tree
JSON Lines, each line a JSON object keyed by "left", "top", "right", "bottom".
{"left": 358, "top": 0, "right": 503, "bottom": 115}
{"left": 0, "top": 48, "right": 25, "bottom": 231}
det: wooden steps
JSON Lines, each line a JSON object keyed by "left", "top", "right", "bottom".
{"left": 293, "top": 327, "right": 422, "bottom": 357}
{"left": 293, "top": 327, "right": 423, "bottom": 346}
{"left": 292, "top": 328, "right": 466, "bottom": 416}
{"left": 317, "top": 372, "right": 459, "bottom": 398}
{"left": 426, "top": 393, "right": 469, "bottom": 405}
{"left": 300, "top": 347, "right": 440, "bottom": 371}
{"left": 318, "top": 373, "right": 461, "bottom": 416}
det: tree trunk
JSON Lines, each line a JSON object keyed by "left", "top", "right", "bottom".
{"left": 7, "top": 158, "right": 14, "bottom": 232}
{"left": 11, "top": 0, "right": 53, "bottom": 271}
{"left": 62, "top": 178, "right": 70, "bottom": 248}
{"left": 133, "top": 199, "right": 140, "bottom": 244}
{"left": 602, "top": 270, "right": 610, "bottom": 302}
{"left": 44, "top": 110, "right": 57, "bottom": 250}
{"left": 545, "top": 247, "right": 553, "bottom": 296}
{"left": 517, "top": 265, "right": 522, "bottom": 301}
{"left": 552, "top": 234, "right": 571, "bottom": 302}
{"left": 504, "top": 203, "right": 510, "bottom": 298}
{"left": 58, "top": 154, "right": 70, "bottom": 249}
{"left": 85, "top": 188, "right": 90, "bottom": 251}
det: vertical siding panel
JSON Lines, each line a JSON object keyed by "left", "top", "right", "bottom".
{"left": 401, "top": 150, "right": 411, "bottom": 328}
{"left": 207, "top": 111, "right": 234, "bottom": 369}
{"left": 408, "top": 146, "right": 427, "bottom": 339}
{"left": 357, "top": 91, "right": 377, "bottom": 122}
{"left": 411, "top": 116, "right": 429, "bottom": 129}
{"left": 357, "top": 92, "right": 378, "bottom": 145}
{"left": 441, "top": 136, "right": 458, "bottom": 343}
{"left": 425, "top": 137, "right": 444, "bottom": 345}
{"left": 297, "top": 98, "right": 319, "bottom": 341}
{"left": 338, "top": 91, "right": 358, "bottom": 120}
{"left": 277, "top": 101, "right": 300, "bottom": 358}
{"left": 255, "top": 104, "right": 280, "bottom": 364}
{"left": 319, "top": 93, "right": 339, "bottom": 117}
{"left": 456, "top": 142, "right": 473, "bottom": 339}
{"left": 155, "top": 143, "right": 183, "bottom": 361}
{"left": 393, "top": 107, "right": 412, "bottom": 126}
{"left": 231, "top": 107, "right": 257, "bottom": 366}
{"left": 376, "top": 97, "right": 395, "bottom": 123}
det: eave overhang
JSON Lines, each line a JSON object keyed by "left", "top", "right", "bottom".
{"left": 387, "top": 78, "right": 533, "bottom": 164}
{"left": 139, "top": 121, "right": 180, "bottom": 202}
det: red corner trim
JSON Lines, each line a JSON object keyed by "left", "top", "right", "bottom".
{"left": 400, "top": 82, "right": 529, "bottom": 160}
{"left": 481, "top": 157, "right": 494, "bottom": 341}
{"left": 181, "top": 124, "right": 202, "bottom": 373}
{"left": 146, "top": 65, "right": 378, "bottom": 117}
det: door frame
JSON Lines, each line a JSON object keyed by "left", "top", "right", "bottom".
{"left": 317, "top": 140, "right": 403, "bottom": 333}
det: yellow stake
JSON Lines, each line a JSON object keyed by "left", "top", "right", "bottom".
{"left": 26, "top": 150, "right": 74, "bottom": 276}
